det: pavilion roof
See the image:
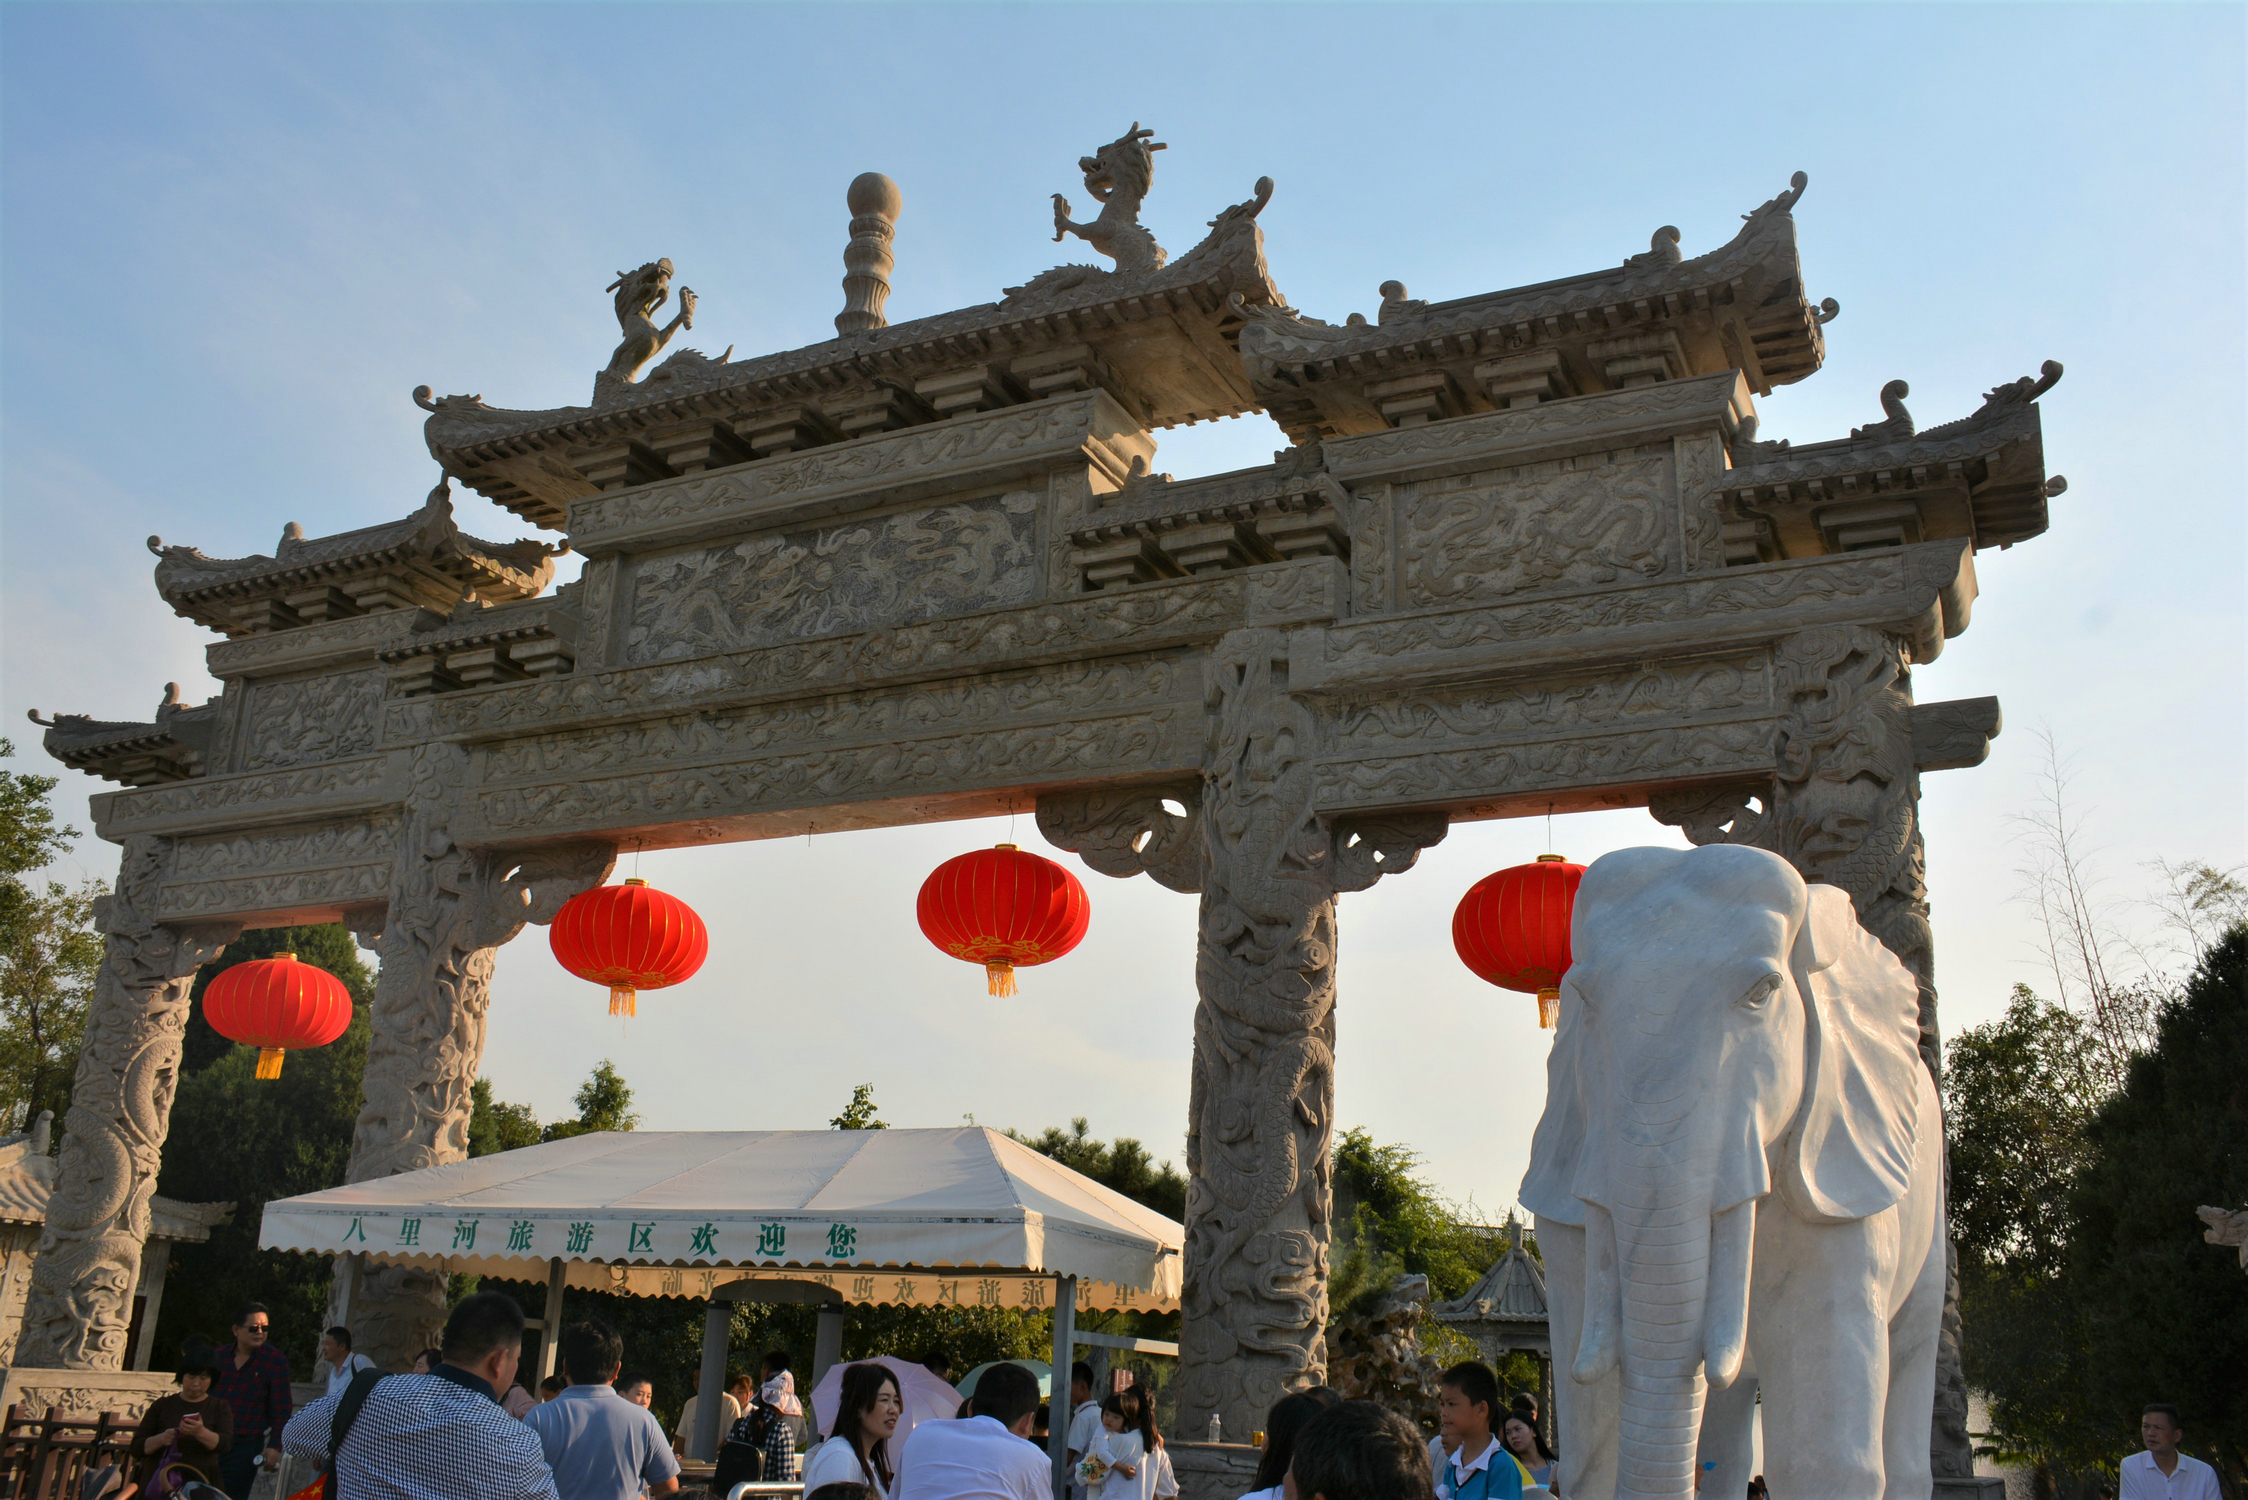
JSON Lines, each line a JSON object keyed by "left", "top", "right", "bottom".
{"left": 1432, "top": 1219, "right": 1550, "bottom": 1330}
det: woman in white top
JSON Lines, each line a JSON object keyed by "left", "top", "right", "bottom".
{"left": 801, "top": 1362, "right": 903, "bottom": 1498}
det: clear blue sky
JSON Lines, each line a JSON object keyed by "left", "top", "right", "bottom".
{"left": 4, "top": 3, "right": 2241, "bottom": 1216}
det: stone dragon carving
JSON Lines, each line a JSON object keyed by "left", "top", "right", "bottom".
{"left": 17, "top": 837, "right": 239, "bottom": 1369}
{"left": 1052, "top": 123, "right": 1168, "bottom": 274}
{"left": 596, "top": 258, "right": 730, "bottom": 402}
{"left": 341, "top": 743, "right": 615, "bottom": 1366}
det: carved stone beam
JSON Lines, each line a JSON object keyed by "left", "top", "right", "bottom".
{"left": 19, "top": 835, "right": 241, "bottom": 1369}
{"left": 1329, "top": 811, "right": 1449, "bottom": 893}
{"left": 1035, "top": 784, "right": 1204, "bottom": 894}
{"left": 1910, "top": 696, "right": 2002, "bottom": 772}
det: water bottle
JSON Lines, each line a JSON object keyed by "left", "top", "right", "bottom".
{"left": 1206, "top": 1413, "right": 1222, "bottom": 1443}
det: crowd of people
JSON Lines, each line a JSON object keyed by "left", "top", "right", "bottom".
{"left": 100, "top": 1293, "right": 2217, "bottom": 1500}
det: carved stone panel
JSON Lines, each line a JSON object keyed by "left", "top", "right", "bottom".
{"left": 157, "top": 817, "right": 400, "bottom": 924}
{"left": 1399, "top": 455, "right": 1673, "bottom": 608}
{"left": 622, "top": 491, "right": 1042, "bottom": 664}
{"left": 237, "top": 671, "right": 387, "bottom": 771}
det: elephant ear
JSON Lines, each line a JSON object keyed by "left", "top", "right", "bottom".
{"left": 1519, "top": 970, "right": 1591, "bottom": 1227}
{"left": 1778, "top": 884, "right": 1926, "bottom": 1224}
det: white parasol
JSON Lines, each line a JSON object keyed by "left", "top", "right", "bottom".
{"left": 807, "top": 1354, "right": 964, "bottom": 1450}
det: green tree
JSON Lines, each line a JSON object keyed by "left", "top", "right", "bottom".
{"left": 1945, "top": 987, "right": 2115, "bottom": 1474}
{"left": 2059, "top": 925, "right": 2248, "bottom": 1480}
{"left": 468, "top": 1079, "right": 543, "bottom": 1156}
{"left": 0, "top": 739, "right": 76, "bottom": 888}
{"left": 1331, "top": 1128, "right": 1504, "bottom": 1312}
{"left": 543, "top": 1059, "right": 638, "bottom": 1141}
{"left": 830, "top": 1083, "right": 887, "bottom": 1130}
{"left": 151, "top": 929, "right": 372, "bottom": 1373}
{"left": 0, "top": 878, "right": 102, "bottom": 1138}
{"left": 1006, "top": 1117, "right": 1187, "bottom": 1220}
{"left": 1946, "top": 985, "right": 2108, "bottom": 1282}
{"left": 0, "top": 739, "right": 102, "bottom": 1139}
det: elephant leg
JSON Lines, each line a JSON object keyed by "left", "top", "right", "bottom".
{"left": 1697, "top": 1368, "right": 1758, "bottom": 1500}
{"left": 1749, "top": 1211, "right": 1892, "bottom": 1500}
{"left": 1537, "top": 1216, "right": 1618, "bottom": 1500}
{"left": 1882, "top": 1213, "right": 1947, "bottom": 1498}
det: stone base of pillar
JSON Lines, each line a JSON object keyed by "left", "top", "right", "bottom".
{"left": 1933, "top": 1479, "right": 2007, "bottom": 1499}
{"left": 1167, "top": 1442, "right": 1261, "bottom": 1500}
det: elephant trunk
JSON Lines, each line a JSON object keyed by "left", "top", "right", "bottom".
{"left": 1606, "top": 1130, "right": 1755, "bottom": 1500}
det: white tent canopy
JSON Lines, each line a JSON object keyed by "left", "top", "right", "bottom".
{"left": 258, "top": 1126, "right": 1182, "bottom": 1307}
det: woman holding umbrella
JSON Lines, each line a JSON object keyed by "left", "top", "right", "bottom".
{"left": 804, "top": 1363, "right": 904, "bottom": 1498}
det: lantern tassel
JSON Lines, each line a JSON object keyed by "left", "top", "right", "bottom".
{"left": 1537, "top": 987, "right": 1560, "bottom": 1030}
{"left": 255, "top": 1047, "right": 286, "bottom": 1080}
{"left": 609, "top": 984, "right": 637, "bottom": 1018}
{"left": 986, "top": 961, "right": 1016, "bottom": 998}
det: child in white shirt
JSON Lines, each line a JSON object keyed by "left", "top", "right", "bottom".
{"left": 1088, "top": 1388, "right": 1156, "bottom": 1500}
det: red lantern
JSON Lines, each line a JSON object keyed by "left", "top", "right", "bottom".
{"left": 548, "top": 878, "right": 709, "bottom": 1017}
{"left": 917, "top": 843, "right": 1091, "bottom": 996}
{"left": 1452, "top": 853, "right": 1585, "bottom": 1029}
{"left": 202, "top": 952, "right": 354, "bottom": 1079}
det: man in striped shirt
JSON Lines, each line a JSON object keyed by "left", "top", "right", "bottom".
{"left": 282, "top": 1291, "right": 559, "bottom": 1500}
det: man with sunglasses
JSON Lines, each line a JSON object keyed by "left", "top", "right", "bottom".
{"left": 211, "top": 1302, "right": 292, "bottom": 1499}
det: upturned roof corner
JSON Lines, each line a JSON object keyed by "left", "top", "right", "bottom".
{"left": 1236, "top": 170, "right": 1833, "bottom": 443}
{"left": 147, "top": 473, "right": 564, "bottom": 637}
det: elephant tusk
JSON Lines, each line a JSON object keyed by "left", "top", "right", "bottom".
{"left": 1572, "top": 1201, "right": 1621, "bottom": 1383}
{"left": 1703, "top": 1198, "right": 1756, "bottom": 1388}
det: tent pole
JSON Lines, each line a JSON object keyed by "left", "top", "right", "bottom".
{"left": 691, "top": 1298, "right": 732, "bottom": 1461}
{"left": 539, "top": 1257, "right": 566, "bottom": 1382}
{"left": 812, "top": 1302, "right": 846, "bottom": 1404}
{"left": 1049, "top": 1275, "right": 1076, "bottom": 1500}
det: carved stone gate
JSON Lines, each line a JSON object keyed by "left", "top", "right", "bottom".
{"left": 32, "top": 140, "right": 2058, "bottom": 1485}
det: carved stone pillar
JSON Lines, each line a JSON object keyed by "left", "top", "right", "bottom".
{"left": 1650, "top": 623, "right": 1975, "bottom": 1480}
{"left": 342, "top": 744, "right": 614, "bottom": 1368}
{"left": 1044, "top": 628, "right": 1444, "bottom": 1441}
{"left": 19, "top": 836, "right": 239, "bottom": 1369}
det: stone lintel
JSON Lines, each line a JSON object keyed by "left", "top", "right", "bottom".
{"left": 564, "top": 389, "right": 1154, "bottom": 557}
{"left": 1912, "top": 696, "right": 2003, "bottom": 772}
{"left": 1321, "top": 370, "right": 1752, "bottom": 489}
{"left": 1303, "top": 539, "right": 1975, "bottom": 698}
{"left": 424, "top": 570, "right": 1253, "bottom": 747}
{"left": 90, "top": 753, "right": 402, "bottom": 845}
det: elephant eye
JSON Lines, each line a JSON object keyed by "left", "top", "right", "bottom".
{"left": 1738, "top": 974, "right": 1782, "bottom": 1010}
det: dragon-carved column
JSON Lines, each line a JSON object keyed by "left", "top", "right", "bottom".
{"left": 341, "top": 743, "right": 614, "bottom": 1369}
{"left": 1650, "top": 623, "right": 1976, "bottom": 1482}
{"left": 19, "top": 835, "right": 240, "bottom": 1369}
{"left": 1041, "top": 627, "right": 1445, "bottom": 1443}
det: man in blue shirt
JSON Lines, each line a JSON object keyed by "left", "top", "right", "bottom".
{"left": 524, "top": 1319, "right": 681, "bottom": 1500}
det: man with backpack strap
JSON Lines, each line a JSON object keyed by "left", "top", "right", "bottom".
{"left": 281, "top": 1291, "right": 560, "bottom": 1500}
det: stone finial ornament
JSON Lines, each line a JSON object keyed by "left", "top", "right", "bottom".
{"left": 837, "top": 173, "right": 902, "bottom": 335}
{"left": 1851, "top": 378, "right": 1916, "bottom": 442}
{"left": 1624, "top": 225, "right": 1683, "bottom": 269}
{"left": 1052, "top": 122, "right": 1168, "bottom": 274}
{"left": 602, "top": 259, "right": 698, "bottom": 384}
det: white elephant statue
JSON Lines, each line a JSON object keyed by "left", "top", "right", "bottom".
{"left": 1520, "top": 844, "right": 1945, "bottom": 1500}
